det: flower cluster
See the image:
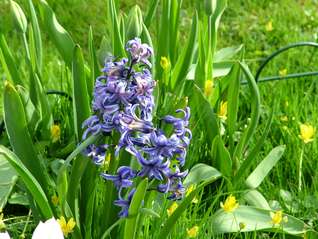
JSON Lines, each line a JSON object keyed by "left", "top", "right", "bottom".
{"left": 82, "top": 38, "right": 191, "bottom": 217}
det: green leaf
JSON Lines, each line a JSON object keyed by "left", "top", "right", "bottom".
{"left": 37, "top": 0, "right": 75, "bottom": 65}
{"left": 108, "top": 0, "right": 125, "bottom": 56}
{"left": 214, "top": 45, "right": 243, "bottom": 62}
{"left": 211, "top": 206, "right": 308, "bottom": 235}
{"left": 124, "top": 178, "right": 148, "bottom": 239}
{"left": 0, "top": 34, "right": 23, "bottom": 85}
{"left": 192, "top": 84, "right": 219, "bottom": 145}
{"left": 159, "top": 180, "right": 219, "bottom": 238}
{"left": 144, "top": 0, "right": 159, "bottom": 28}
{"left": 233, "top": 62, "right": 260, "bottom": 162}
{"left": 234, "top": 106, "right": 274, "bottom": 186}
{"left": 27, "top": 0, "right": 43, "bottom": 72}
{"left": 245, "top": 145, "right": 286, "bottom": 189}
{"left": 171, "top": 12, "right": 198, "bottom": 90}
{"left": 0, "top": 146, "right": 53, "bottom": 218}
{"left": 10, "top": 0, "right": 27, "bottom": 33}
{"left": 3, "top": 82, "right": 50, "bottom": 191}
{"left": 183, "top": 163, "right": 222, "bottom": 187}
{"left": 244, "top": 190, "right": 271, "bottom": 210}
{"left": 0, "top": 154, "right": 18, "bottom": 209}
{"left": 211, "top": 136, "right": 232, "bottom": 178}
{"left": 88, "top": 26, "right": 99, "bottom": 98}
{"left": 72, "top": 45, "right": 91, "bottom": 142}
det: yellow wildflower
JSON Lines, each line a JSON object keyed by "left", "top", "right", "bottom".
{"left": 280, "top": 116, "right": 288, "bottom": 122}
{"left": 160, "top": 56, "right": 170, "bottom": 70}
{"left": 220, "top": 194, "right": 239, "bottom": 213}
{"left": 218, "top": 101, "right": 228, "bottom": 120}
{"left": 279, "top": 68, "right": 287, "bottom": 77}
{"left": 51, "top": 195, "right": 59, "bottom": 206}
{"left": 57, "top": 216, "right": 76, "bottom": 237}
{"left": 204, "top": 80, "right": 213, "bottom": 97}
{"left": 51, "top": 124, "right": 61, "bottom": 143}
{"left": 299, "top": 123, "right": 315, "bottom": 144}
{"left": 186, "top": 225, "right": 199, "bottom": 238}
{"left": 186, "top": 185, "right": 199, "bottom": 204}
{"left": 265, "top": 20, "right": 273, "bottom": 32}
{"left": 270, "top": 210, "right": 288, "bottom": 226}
{"left": 167, "top": 202, "right": 178, "bottom": 217}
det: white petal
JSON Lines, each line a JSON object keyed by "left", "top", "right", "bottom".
{"left": 0, "top": 232, "right": 11, "bottom": 239}
{"left": 32, "top": 217, "right": 64, "bottom": 239}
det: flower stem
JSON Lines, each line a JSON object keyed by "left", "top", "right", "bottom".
{"left": 298, "top": 144, "right": 305, "bottom": 192}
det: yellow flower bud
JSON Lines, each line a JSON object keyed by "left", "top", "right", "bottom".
{"left": 160, "top": 57, "right": 170, "bottom": 71}
{"left": 167, "top": 202, "right": 178, "bottom": 217}
{"left": 51, "top": 124, "right": 61, "bottom": 143}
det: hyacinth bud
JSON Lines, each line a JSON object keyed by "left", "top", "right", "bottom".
{"left": 10, "top": 0, "right": 27, "bottom": 33}
{"left": 204, "top": 0, "right": 217, "bottom": 16}
{"left": 126, "top": 5, "right": 143, "bottom": 40}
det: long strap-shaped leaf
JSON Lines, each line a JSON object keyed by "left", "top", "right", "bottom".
{"left": 27, "top": 0, "right": 42, "bottom": 73}
{"left": 170, "top": 11, "right": 198, "bottom": 90}
{"left": 37, "top": 0, "right": 75, "bottom": 66}
{"left": 124, "top": 178, "right": 148, "bottom": 239}
{"left": 0, "top": 34, "right": 23, "bottom": 85}
{"left": 3, "top": 82, "right": 50, "bottom": 192}
{"left": 0, "top": 146, "right": 53, "bottom": 219}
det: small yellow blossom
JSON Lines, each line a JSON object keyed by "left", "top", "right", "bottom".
{"left": 280, "top": 116, "right": 288, "bottom": 122}
{"left": 51, "top": 195, "right": 59, "bottom": 206}
{"left": 270, "top": 210, "right": 288, "bottom": 226}
{"left": 265, "top": 20, "right": 273, "bottom": 32}
{"left": 51, "top": 124, "right": 61, "bottom": 143}
{"left": 167, "top": 202, "right": 178, "bottom": 217}
{"left": 279, "top": 68, "right": 287, "bottom": 77}
{"left": 57, "top": 216, "right": 76, "bottom": 237}
{"left": 218, "top": 101, "right": 228, "bottom": 120}
{"left": 220, "top": 194, "right": 239, "bottom": 213}
{"left": 299, "top": 123, "right": 315, "bottom": 144}
{"left": 160, "top": 56, "right": 170, "bottom": 70}
{"left": 186, "top": 185, "right": 199, "bottom": 204}
{"left": 186, "top": 225, "right": 199, "bottom": 238}
{"left": 204, "top": 80, "right": 213, "bottom": 97}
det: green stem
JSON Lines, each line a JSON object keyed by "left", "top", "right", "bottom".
{"left": 298, "top": 144, "right": 305, "bottom": 192}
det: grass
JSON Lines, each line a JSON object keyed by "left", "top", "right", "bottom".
{"left": 0, "top": 0, "right": 318, "bottom": 238}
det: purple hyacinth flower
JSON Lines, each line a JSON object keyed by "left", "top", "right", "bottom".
{"left": 126, "top": 38, "right": 153, "bottom": 67}
{"left": 157, "top": 166, "right": 188, "bottom": 194}
{"left": 84, "top": 144, "right": 108, "bottom": 165}
{"left": 82, "top": 115, "right": 103, "bottom": 140}
{"left": 101, "top": 166, "right": 136, "bottom": 189}
{"left": 163, "top": 107, "right": 191, "bottom": 137}
{"left": 137, "top": 155, "right": 170, "bottom": 181}
{"left": 114, "top": 188, "right": 136, "bottom": 217}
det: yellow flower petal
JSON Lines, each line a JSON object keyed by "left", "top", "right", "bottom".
{"left": 265, "top": 20, "right": 273, "bottom": 32}
{"left": 279, "top": 68, "right": 287, "bottom": 77}
{"left": 58, "top": 216, "right": 75, "bottom": 237}
{"left": 299, "top": 123, "right": 315, "bottom": 144}
{"left": 220, "top": 194, "right": 239, "bottom": 213}
{"left": 270, "top": 210, "right": 283, "bottom": 225}
{"left": 187, "top": 225, "right": 199, "bottom": 238}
